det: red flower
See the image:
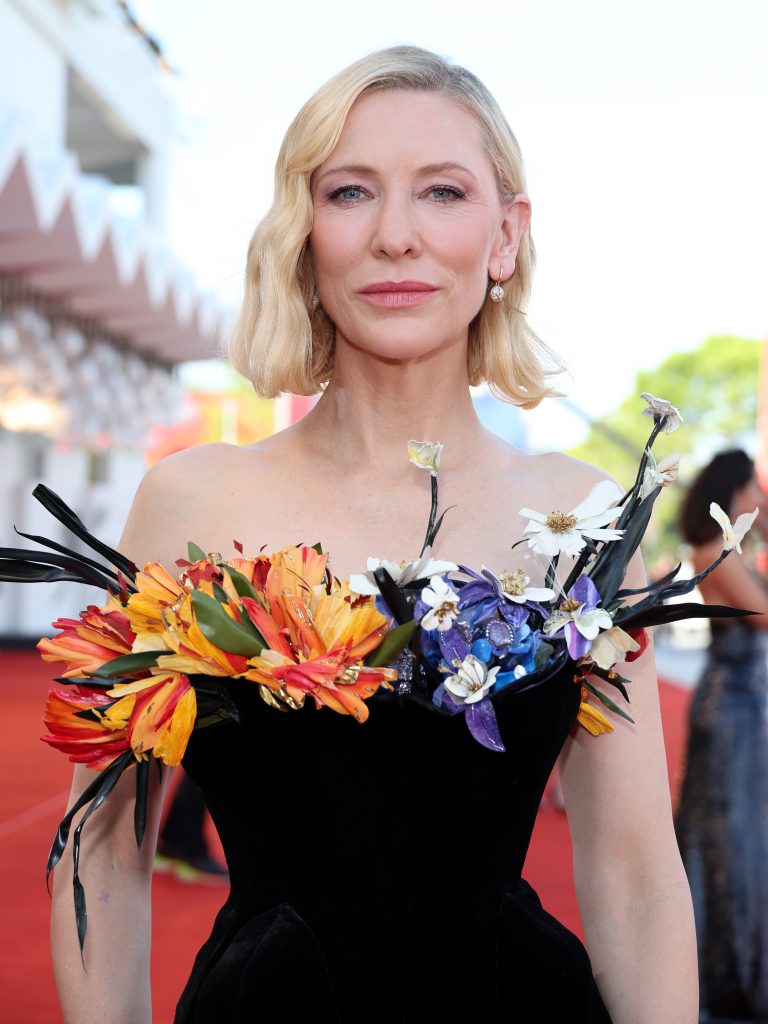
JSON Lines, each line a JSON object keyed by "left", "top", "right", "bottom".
{"left": 42, "top": 686, "right": 132, "bottom": 770}
{"left": 38, "top": 603, "right": 135, "bottom": 677}
{"left": 624, "top": 628, "right": 649, "bottom": 662}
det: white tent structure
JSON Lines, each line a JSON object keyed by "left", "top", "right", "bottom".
{"left": 0, "top": 0, "right": 223, "bottom": 638}
{"left": 0, "top": 119, "right": 219, "bottom": 363}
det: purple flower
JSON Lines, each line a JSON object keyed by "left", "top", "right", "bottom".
{"left": 542, "top": 575, "right": 612, "bottom": 661}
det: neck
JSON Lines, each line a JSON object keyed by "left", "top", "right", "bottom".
{"left": 297, "top": 335, "right": 489, "bottom": 475}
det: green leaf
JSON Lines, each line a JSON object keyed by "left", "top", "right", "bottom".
{"left": 221, "top": 565, "right": 265, "bottom": 607}
{"left": 191, "top": 589, "right": 264, "bottom": 656}
{"left": 366, "top": 619, "right": 417, "bottom": 668}
{"left": 187, "top": 541, "right": 207, "bottom": 562}
{"left": 212, "top": 581, "right": 230, "bottom": 604}
{"left": 91, "top": 651, "right": 164, "bottom": 678}
{"left": 311, "top": 542, "right": 323, "bottom": 555}
{"left": 583, "top": 679, "right": 634, "bottom": 724}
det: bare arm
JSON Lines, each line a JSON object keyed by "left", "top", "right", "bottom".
{"left": 559, "top": 554, "right": 697, "bottom": 1024}
{"left": 51, "top": 454, "right": 195, "bottom": 1023}
{"left": 694, "top": 537, "right": 768, "bottom": 628}
{"left": 51, "top": 761, "right": 174, "bottom": 1023}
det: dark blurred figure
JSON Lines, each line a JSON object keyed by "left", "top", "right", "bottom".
{"left": 155, "top": 772, "right": 228, "bottom": 885}
{"left": 676, "top": 449, "right": 768, "bottom": 1022}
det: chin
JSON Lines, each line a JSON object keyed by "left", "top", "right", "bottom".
{"left": 339, "top": 318, "right": 464, "bottom": 363}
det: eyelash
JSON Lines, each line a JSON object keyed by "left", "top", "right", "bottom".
{"left": 326, "top": 184, "right": 467, "bottom": 205}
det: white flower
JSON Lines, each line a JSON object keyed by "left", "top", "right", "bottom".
{"left": 420, "top": 575, "right": 461, "bottom": 631}
{"left": 519, "top": 479, "right": 625, "bottom": 558}
{"left": 640, "top": 393, "right": 683, "bottom": 434}
{"left": 589, "top": 626, "right": 641, "bottom": 670}
{"left": 483, "top": 566, "right": 555, "bottom": 604}
{"left": 407, "top": 439, "right": 443, "bottom": 476}
{"left": 444, "top": 654, "right": 500, "bottom": 705}
{"left": 709, "top": 502, "right": 758, "bottom": 554}
{"left": 349, "top": 548, "right": 458, "bottom": 596}
{"left": 543, "top": 601, "right": 613, "bottom": 643}
{"left": 639, "top": 450, "right": 680, "bottom": 500}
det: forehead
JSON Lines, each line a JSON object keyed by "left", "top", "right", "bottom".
{"left": 326, "top": 89, "right": 492, "bottom": 174}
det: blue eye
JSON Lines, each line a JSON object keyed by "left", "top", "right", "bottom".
{"left": 328, "top": 185, "right": 366, "bottom": 204}
{"left": 430, "top": 186, "right": 465, "bottom": 203}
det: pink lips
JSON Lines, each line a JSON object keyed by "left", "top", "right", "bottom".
{"left": 358, "top": 280, "right": 438, "bottom": 309}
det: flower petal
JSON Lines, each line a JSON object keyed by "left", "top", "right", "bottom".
{"left": 348, "top": 574, "right": 379, "bottom": 596}
{"left": 565, "top": 622, "right": 592, "bottom": 660}
{"left": 569, "top": 479, "right": 624, "bottom": 522}
{"left": 577, "top": 699, "right": 614, "bottom": 736}
{"left": 464, "top": 699, "right": 506, "bottom": 752}
{"left": 733, "top": 508, "right": 759, "bottom": 553}
{"left": 518, "top": 508, "right": 548, "bottom": 524}
{"left": 407, "top": 439, "right": 443, "bottom": 475}
{"left": 574, "top": 609, "right": 613, "bottom": 640}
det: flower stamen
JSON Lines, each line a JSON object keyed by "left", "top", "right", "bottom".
{"left": 544, "top": 511, "right": 578, "bottom": 534}
{"left": 498, "top": 569, "right": 528, "bottom": 597}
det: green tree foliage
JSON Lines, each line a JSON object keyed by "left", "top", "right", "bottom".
{"left": 568, "top": 335, "right": 761, "bottom": 564}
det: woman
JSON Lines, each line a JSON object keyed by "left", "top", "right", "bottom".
{"left": 676, "top": 450, "right": 768, "bottom": 1022}
{"left": 50, "top": 47, "right": 696, "bottom": 1023}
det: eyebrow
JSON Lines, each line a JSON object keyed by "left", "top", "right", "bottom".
{"left": 315, "top": 161, "right": 480, "bottom": 185}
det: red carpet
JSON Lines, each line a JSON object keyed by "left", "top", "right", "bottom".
{"left": 0, "top": 650, "right": 691, "bottom": 1023}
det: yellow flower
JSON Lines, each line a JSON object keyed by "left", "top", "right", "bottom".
{"left": 111, "top": 671, "right": 197, "bottom": 765}
{"left": 123, "top": 562, "right": 184, "bottom": 650}
{"left": 577, "top": 687, "right": 614, "bottom": 736}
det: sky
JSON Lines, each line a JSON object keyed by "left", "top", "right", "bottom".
{"left": 137, "top": 0, "right": 767, "bottom": 450}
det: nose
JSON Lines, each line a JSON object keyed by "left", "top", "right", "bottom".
{"left": 369, "top": 191, "right": 422, "bottom": 260}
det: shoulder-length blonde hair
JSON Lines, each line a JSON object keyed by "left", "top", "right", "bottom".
{"left": 227, "top": 45, "right": 564, "bottom": 407}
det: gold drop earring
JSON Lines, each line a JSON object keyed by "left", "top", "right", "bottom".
{"left": 489, "top": 267, "right": 505, "bottom": 303}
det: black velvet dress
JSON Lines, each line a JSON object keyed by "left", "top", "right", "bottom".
{"left": 175, "top": 665, "right": 613, "bottom": 1023}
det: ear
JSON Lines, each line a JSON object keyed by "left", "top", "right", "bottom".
{"left": 488, "top": 195, "right": 532, "bottom": 281}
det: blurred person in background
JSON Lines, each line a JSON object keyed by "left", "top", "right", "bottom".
{"left": 676, "top": 449, "right": 768, "bottom": 1022}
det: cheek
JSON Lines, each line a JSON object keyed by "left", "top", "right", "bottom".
{"left": 434, "top": 225, "right": 493, "bottom": 310}
{"left": 310, "top": 217, "right": 366, "bottom": 287}
{"left": 431, "top": 215, "right": 494, "bottom": 275}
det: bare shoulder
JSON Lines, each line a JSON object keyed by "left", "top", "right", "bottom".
{"left": 532, "top": 449, "right": 615, "bottom": 496}
{"left": 491, "top": 439, "right": 616, "bottom": 511}
{"left": 118, "top": 438, "right": 294, "bottom": 570}
{"left": 119, "top": 443, "right": 244, "bottom": 570}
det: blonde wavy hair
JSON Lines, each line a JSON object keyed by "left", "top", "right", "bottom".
{"left": 227, "top": 45, "right": 564, "bottom": 407}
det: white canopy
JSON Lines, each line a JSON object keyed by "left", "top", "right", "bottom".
{"left": 0, "top": 120, "right": 222, "bottom": 363}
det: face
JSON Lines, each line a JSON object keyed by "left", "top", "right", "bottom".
{"left": 732, "top": 472, "right": 764, "bottom": 518}
{"left": 309, "top": 90, "right": 530, "bottom": 364}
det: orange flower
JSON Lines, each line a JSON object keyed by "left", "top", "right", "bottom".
{"left": 37, "top": 603, "right": 135, "bottom": 678}
{"left": 122, "top": 562, "right": 184, "bottom": 649}
{"left": 576, "top": 686, "right": 614, "bottom": 736}
{"left": 155, "top": 589, "right": 251, "bottom": 677}
{"left": 264, "top": 546, "right": 328, "bottom": 610}
{"left": 42, "top": 686, "right": 133, "bottom": 769}
{"left": 244, "top": 549, "right": 396, "bottom": 723}
{"left": 43, "top": 671, "right": 197, "bottom": 769}
{"left": 110, "top": 672, "right": 196, "bottom": 765}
